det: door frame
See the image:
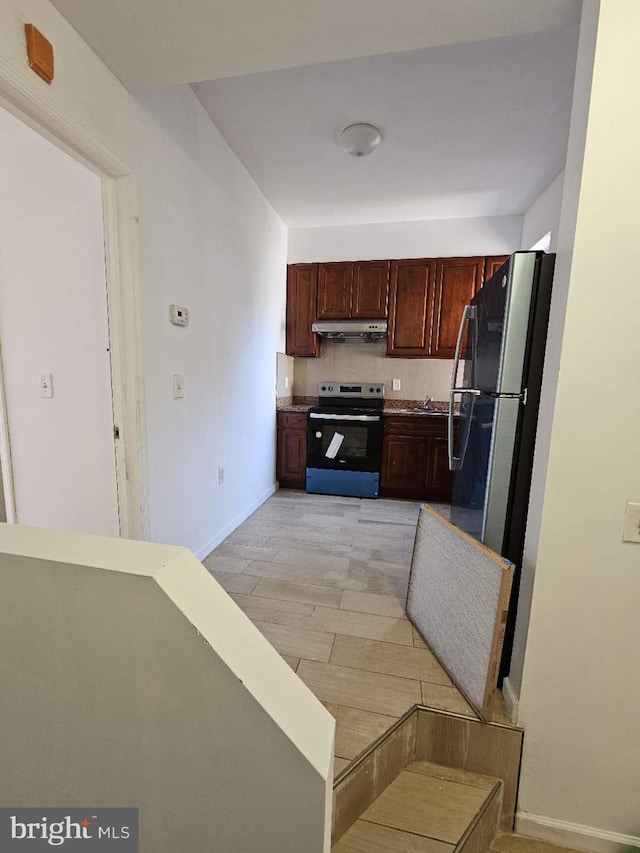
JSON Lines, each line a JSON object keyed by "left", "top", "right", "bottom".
{"left": 0, "top": 56, "right": 148, "bottom": 540}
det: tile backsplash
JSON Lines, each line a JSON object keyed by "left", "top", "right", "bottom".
{"left": 292, "top": 340, "right": 454, "bottom": 402}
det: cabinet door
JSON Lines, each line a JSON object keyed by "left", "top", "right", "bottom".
{"left": 424, "top": 436, "right": 454, "bottom": 501}
{"left": 277, "top": 427, "right": 307, "bottom": 488}
{"left": 430, "top": 256, "right": 484, "bottom": 358}
{"left": 317, "top": 262, "right": 353, "bottom": 319}
{"left": 352, "top": 260, "right": 390, "bottom": 319}
{"left": 387, "top": 259, "right": 436, "bottom": 357}
{"left": 483, "top": 255, "right": 510, "bottom": 284}
{"left": 286, "top": 264, "right": 319, "bottom": 357}
{"left": 380, "top": 434, "right": 428, "bottom": 497}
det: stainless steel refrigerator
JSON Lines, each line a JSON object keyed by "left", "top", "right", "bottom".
{"left": 447, "top": 251, "right": 555, "bottom": 672}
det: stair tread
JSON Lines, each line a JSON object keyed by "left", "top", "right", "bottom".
{"left": 491, "top": 835, "right": 587, "bottom": 853}
{"left": 406, "top": 760, "right": 500, "bottom": 791}
{"left": 353, "top": 761, "right": 497, "bottom": 844}
{"left": 333, "top": 820, "right": 455, "bottom": 853}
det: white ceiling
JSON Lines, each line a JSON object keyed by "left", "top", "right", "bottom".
{"left": 50, "top": 0, "right": 581, "bottom": 228}
{"left": 194, "top": 27, "right": 579, "bottom": 227}
{"left": 51, "top": 0, "right": 581, "bottom": 91}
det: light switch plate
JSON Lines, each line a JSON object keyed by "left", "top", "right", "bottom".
{"left": 173, "top": 374, "right": 184, "bottom": 399}
{"left": 622, "top": 502, "right": 640, "bottom": 543}
{"left": 392, "top": 379, "right": 401, "bottom": 391}
{"left": 38, "top": 373, "right": 53, "bottom": 398}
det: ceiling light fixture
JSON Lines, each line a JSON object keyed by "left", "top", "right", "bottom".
{"left": 339, "top": 123, "right": 383, "bottom": 157}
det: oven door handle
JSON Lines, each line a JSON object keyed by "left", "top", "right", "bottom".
{"left": 309, "top": 413, "right": 381, "bottom": 422}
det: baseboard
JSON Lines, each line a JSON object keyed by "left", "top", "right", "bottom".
{"left": 194, "top": 483, "right": 278, "bottom": 561}
{"left": 515, "top": 811, "right": 640, "bottom": 853}
{"left": 501, "top": 677, "right": 519, "bottom": 724}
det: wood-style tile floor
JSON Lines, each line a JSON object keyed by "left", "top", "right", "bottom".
{"left": 204, "top": 489, "right": 488, "bottom": 775}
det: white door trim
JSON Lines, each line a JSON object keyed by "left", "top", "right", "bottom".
{"left": 0, "top": 56, "right": 148, "bottom": 540}
{"left": 0, "top": 337, "right": 17, "bottom": 523}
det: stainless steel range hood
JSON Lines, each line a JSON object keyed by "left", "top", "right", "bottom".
{"left": 312, "top": 320, "right": 387, "bottom": 341}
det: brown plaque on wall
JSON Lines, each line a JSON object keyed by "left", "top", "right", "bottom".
{"left": 25, "top": 24, "right": 54, "bottom": 84}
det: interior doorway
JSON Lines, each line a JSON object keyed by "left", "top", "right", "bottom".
{"left": 0, "top": 106, "right": 120, "bottom": 536}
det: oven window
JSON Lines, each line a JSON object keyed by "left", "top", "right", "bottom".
{"left": 319, "top": 425, "right": 368, "bottom": 459}
{"left": 307, "top": 417, "right": 383, "bottom": 472}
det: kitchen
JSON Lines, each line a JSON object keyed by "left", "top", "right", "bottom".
{"left": 3, "top": 0, "right": 639, "bottom": 848}
{"left": 195, "top": 20, "right": 577, "bottom": 793}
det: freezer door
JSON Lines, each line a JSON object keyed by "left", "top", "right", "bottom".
{"left": 450, "top": 395, "right": 521, "bottom": 552}
{"left": 471, "top": 252, "right": 539, "bottom": 394}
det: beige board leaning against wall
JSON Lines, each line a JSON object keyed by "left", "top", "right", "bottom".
{"left": 292, "top": 340, "right": 454, "bottom": 402}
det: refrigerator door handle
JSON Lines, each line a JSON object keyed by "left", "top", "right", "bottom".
{"left": 450, "top": 304, "right": 477, "bottom": 392}
{"left": 448, "top": 389, "right": 480, "bottom": 471}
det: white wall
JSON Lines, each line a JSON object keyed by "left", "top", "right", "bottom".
{"left": 0, "top": 0, "right": 288, "bottom": 556}
{"left": 135, "top": 89, "right": 287, "bottom": 556}
{"left": 0, "top": 524, "right": 334, "bottom": 852}
{"left": 520, "top": 171, "right": 565, "bottom": 252}
{"left": 516, "top": 1, "right": 640, "bottom": 847}
{"left": 288, "top": 214, "right": 522, "bottom": 263}
{"left": 289, "top": 214, "right": 521, "bottom": 400}
{"left": 0, "top": 107, "right": 119, "bottom": 536}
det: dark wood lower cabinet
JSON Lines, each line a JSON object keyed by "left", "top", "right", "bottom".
{"left": 380, "top": 416, "right": 457, "bottom": 502}
{"left": 276, "top": 412, "right": 307, "bottom": 489}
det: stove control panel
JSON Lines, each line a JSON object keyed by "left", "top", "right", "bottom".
{"left": 318, "top": 382, "right": 384, "bottom": 399}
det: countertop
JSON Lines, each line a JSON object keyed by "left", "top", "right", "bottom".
{"left": 276, "top": 397, "right": 451, "bottom": 417}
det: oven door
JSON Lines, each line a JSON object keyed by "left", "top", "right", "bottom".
{"left": 307, "top": 412, "right": 383, "bottom": 472}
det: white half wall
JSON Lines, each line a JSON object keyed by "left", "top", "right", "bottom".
{"left": 287, "top": 215, "right": 522, "bottom": 263}
{"left": 0, "top": 524, "right": 334, "bottom": 853}
{"left": 0, "top": 0, "right": 288, "bottom": 555}
{"left": 517, "top": 0, "right": 640, "bottom": 844}
{"left": 0, "top": 107, "right": 119, "bottom": 536}
{"left": 520, "top": 171, "right": 565, "bottom": 252}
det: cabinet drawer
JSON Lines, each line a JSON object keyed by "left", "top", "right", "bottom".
{"left": 277, "top": 412, "right": 308, "bottom": 430}
{"left": 383, "top": 415, "right": 449, "bottom": 437}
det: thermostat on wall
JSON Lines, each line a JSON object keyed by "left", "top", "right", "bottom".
{"left": 169, "top": 304, "right": 189, "bottom": 327}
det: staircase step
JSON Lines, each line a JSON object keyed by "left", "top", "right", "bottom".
{"left": 333, "top": 820, "right": 454, "bottom": 853}
{"left": 333, "top": 760, "right": 501, "bottom": 852}
{"left": 490, "top": 835, "right": 587, "bottom": 853}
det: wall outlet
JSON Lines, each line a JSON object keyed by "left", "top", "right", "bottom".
{"left": 173, "top": 374, "right": 184, "bottom": 399}
{"left": 285, "top": 376, "right": 289, "bottom": 389}
{"left": 622, "top": 502, "right": 640, "bottom": 543}
{"left": 218, "top": 466, "right": 225, "bottom": 486}
{"left": 38, "top": 373, "right": 53, "bottom": 398}
{"left": 392, "top": 378, "right": 401, "bottom": 391}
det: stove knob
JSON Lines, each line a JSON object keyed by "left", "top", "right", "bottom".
{"left": 369, "top": 387, "right": 374, "bottom": 393}
{"left": 328, "top": 385, "right": 333, "bottom": 392}
{"left": 321, "top": 385, "right": 326, "bottom": 391}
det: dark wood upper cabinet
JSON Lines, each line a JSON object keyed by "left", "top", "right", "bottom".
{"left": 285, "top": 254, "right": 512, "bottom": 360}
{"left": 387, "top": 259, "right": 436, "bottom": 357}
{"left": 430, "top": 256, "right": 484, "bottom": 359}
{"left": 286, "top": 264, "right": 319, "bottom": 357}
{"left": 317, "top": 262, "right": 354, "bottom": 319}
{"left": 352, "top": 260, "right": 390, "bottom": 319}
{"left": 484, "top": 255, "right": 510, "bottom": 284}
